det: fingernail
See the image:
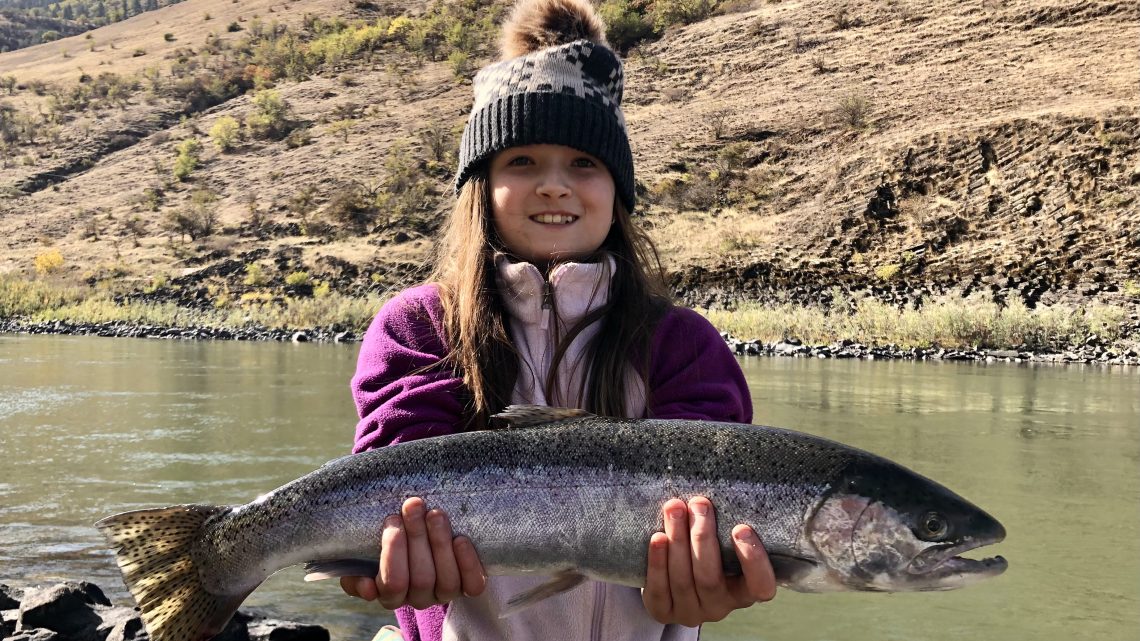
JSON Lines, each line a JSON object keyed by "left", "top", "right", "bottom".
{"left": 734, "top": 527, "right": 755, "bottom": 543}
{"left": 406, "top": 502, "right": 424, "bottom": 519}
{"left": 427, "top": 510, "right": 445, "bottom": 527}
{"left": 689, "top": 500, "right": 708, "bottom": 516}
{"left": 668, "top": 506, "right": 686, "bottom": 520}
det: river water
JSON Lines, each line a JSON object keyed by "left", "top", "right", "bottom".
{"left": 1, "top": 334, "right": 1138, "bottom": 640}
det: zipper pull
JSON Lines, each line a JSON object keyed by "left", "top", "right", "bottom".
{"left": 540, "top": 280, "right": 553, "bottom": 331}
{"left": 541, "top": 281, "right": 553, "bottom": 310}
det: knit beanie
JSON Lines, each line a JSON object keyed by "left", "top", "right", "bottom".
{"left": 455, "top": 0, "right": 636, "bottom": 211}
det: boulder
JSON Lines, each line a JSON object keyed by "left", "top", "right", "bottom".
{"left": 1, "top": 584, "right": 23, "bottom": 610}
{"left": 95, "top": 606, "right": 145, "bottom": 641}
{"left": 5, "top": 628, "right": 61, "bottom": 641}
{"left": 247, "top": 620, "right": 330, "bottom": 641}
{"left": 17, "top": 583, "right": 107, "bottom": 641}
{"left": 3, "top": 608, "right": 20, "bottom": 637}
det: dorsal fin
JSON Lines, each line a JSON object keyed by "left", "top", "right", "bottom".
{"left": 492, "top": 404, "right": 593, "bottom": 429}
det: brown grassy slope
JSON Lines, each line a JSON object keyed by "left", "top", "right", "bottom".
{"left": 0, "top": 0, "right": 1137, "bottom": 309}
{"left": 0, "top": 0, "right": 348, "bottom": 84}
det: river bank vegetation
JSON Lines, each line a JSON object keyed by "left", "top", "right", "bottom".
{"left": 3, "top": 273, "right": 1135, "bottom": 354}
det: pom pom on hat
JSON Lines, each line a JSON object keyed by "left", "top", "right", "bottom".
{"left": 500, "top": 0, "right": 608, "bottom": 59}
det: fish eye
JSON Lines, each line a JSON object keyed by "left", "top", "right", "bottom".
{"left": 919, "top": 511, "right": 950, "bottom": 540}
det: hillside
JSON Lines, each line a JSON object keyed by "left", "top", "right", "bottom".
{"left": 1, "top": 0, "right": 1138, "bottom": 322}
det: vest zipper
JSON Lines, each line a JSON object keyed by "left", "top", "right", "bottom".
{"left": 590, "top": 581, "right": 605, "bottom": 641}
{"left": 540, "top": 279, "right": 553, "bottom": 331}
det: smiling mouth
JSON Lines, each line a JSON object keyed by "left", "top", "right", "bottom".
{"left": 531, "top": 213, "right": 578, "bottom": 224}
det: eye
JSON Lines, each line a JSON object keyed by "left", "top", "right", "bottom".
{"left": 505, "top": 155, "right": 533, "bottom": 166}
{"left": 571, "top": 157, "right": 597, "bottom": 168}
{"left": 919, "top": 511, "right": 950, "bottom": 540}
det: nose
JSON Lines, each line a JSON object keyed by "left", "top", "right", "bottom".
{"left": 536, "top": 167, "right": 571, "bottom": 199}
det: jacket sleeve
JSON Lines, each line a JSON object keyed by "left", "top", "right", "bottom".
{"left": 350, "top": 285, "right": 466, "bottom": 453}
{"left": 645, "top": 307, "right": 752, "bottom": 423}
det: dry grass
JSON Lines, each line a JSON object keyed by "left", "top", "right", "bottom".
{"left": 702, "top": 294, "right": 1131, "bottom": 351}
{"left": 2, "top": 273, "right": 389, "bottom": 332}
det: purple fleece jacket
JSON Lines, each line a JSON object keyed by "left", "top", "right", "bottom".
{"left": 350, "top": 284, "right": 752, "bottom": 641}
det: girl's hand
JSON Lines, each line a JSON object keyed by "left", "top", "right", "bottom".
{"left": 642, "top": 497, "right": 777, "bottom": 627}
{"left": 340, "top": 497, "right": 487, "bottom": 609}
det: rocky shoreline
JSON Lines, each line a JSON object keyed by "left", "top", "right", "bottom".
{"left": 2, "top": 318, "right": 1138, "bottom": 366}
{"left": 0, "top": 582, "right": 328, "bottom": 641}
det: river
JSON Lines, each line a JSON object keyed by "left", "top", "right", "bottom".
{"left": 1, "top": 334, "right": 1137, "bottom": 640}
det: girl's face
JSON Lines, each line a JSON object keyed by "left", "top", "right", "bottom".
{"left": 488, "top": 144, "right": 616, "bottom": 266}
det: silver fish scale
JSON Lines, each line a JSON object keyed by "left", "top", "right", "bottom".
{"left": 196, "top": 417, "right": 859, "bottom": 591}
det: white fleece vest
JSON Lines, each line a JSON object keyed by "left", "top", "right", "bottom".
{"left": 439, "top": 256, "right": 695, "bottom": 641}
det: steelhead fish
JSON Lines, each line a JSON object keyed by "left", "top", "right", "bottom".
{"left": 97, "top": 405, "right": 1007, "bottom": 641}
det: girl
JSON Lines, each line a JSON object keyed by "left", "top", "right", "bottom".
{"left": 342, "top": 0, "right": 776, "bottom": 638}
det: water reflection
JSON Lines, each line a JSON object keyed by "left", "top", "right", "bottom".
{"left": 1, "top": 335, "right": 1138, "bottom": 640}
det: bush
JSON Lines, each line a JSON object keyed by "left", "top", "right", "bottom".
{"left": 875, "top": 263, "right": 901, "bottom": 280}
{"left": 650, "top": 0, "right": 717, "bottom": 32}
{"left": 837, "top": 93, "right": 872, "bottom": 129}
{"left": 172, "top": 138, "right": 201, "bottom": 182}
{"left": 164, "top": 188, "right": 218, "bottom": 241}
{"left": 34, "top": 249, "right": 65, "bottom": 275}
{"left": 244, "top": 263, "right": 268, "bottom": 286}
{"left": 245, "top": 89, "right": 294, "bottom": 140}
{"left": 600, "top": 0, "right": 658, "bottom": 53}
{"left": 285, "top": 271, "right": 310, "bottom": 286}
{"left": 447, "top": 50, "right": 471, "bottom": 80}
{"left": 209, "top": 116, "right": 241, "bottom": 151}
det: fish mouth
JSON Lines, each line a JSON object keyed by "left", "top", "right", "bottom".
{"left": 906, "top": 537, "right": 1008, "bottom": 585}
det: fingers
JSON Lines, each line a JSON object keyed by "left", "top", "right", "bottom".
{"left": 687, "top": 497, "right": 733, "bottom": 622}
{"left": 401, "top": 498, "right": 439, "bottom": 609}
{"left": 729, "top": 524, "right": 778, "bottom": 604}
{"left": 377, "top": 514, "right": 409, "bottom": 609}
{"left": 341, "top": 576, "right": 379, "bottom": 601}
{"left": 663, "top": 498, "right": 702, "bottom": 626}
{"left": 642, "top": 531, "right": 672, "bottom": 623}
{"left": 426, "top": 509, "right": 462, "bottom": 603}
{"left": 453, "top": 535, "right": 487, "bottom": 597}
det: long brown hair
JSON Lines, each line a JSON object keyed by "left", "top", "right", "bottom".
{"left": 430, "top": 173, "right": 671, "bottom": 429}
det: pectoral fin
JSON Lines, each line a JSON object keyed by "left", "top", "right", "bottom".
{"left": 768, "top": 553, "right": 820, "bottom": 585}
{"left": 501, "top": 570, "right": 588, "bottom": 617}
{"left": 303, "top": 559, "right": 381, "bottom": 581}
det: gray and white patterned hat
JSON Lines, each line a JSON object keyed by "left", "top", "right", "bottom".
{"left": 455, "top": 39, "right": 635, "bottom": 210}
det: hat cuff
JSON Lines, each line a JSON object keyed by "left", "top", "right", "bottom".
{"left": 455, "top": 91, "right": 636, "bottom": 211}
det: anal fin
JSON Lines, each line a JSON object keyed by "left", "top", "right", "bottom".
{"left": 501, "top": 570, "right": 588, "bottom": 617}
{"left": 303, "top": 559, "right": 381, "bottom": 582}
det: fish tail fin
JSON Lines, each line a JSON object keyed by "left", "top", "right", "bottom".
{"left": 96, "top": 505, "right": 248, "bottom": 641}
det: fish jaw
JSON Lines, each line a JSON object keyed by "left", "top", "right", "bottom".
{"left": 805, "top": 470, "right": 1008, "bottom": 592}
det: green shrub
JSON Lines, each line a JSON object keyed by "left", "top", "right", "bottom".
{"left": 245, "top": 89, "right": 293, "bottom": 140}
{"left": 650, "top": 0, "right": 717, "bottom": 32}
{"left": 172, "top": 137, "right": 201, "bottom": 182}
{"left": 600, "top": 0, "right": 657, "bottom": 53}
{"left": 244, "top": 263, "right": 268, "bottom": 286}
{"left": 285, "top": 271, "right": 310, "bottom": 287}
{"left": 875, "top": 263, "right": 901, "bottom": 280}
{"left": 209, "top": 116, "right": 241, "bottom": 151}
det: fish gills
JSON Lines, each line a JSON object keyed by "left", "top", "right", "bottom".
{"left": 96, "top": 505, "right": 248, "bottom": 641}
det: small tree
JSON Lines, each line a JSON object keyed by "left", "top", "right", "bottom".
{"left": 172, "top": 137, "right": 201, "bottom": 181}
{"left": 245, "top": 89, "right": 293, "bottom": 140}
{"left": 209, "top": 115, "right": 241, "bottom": 151}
